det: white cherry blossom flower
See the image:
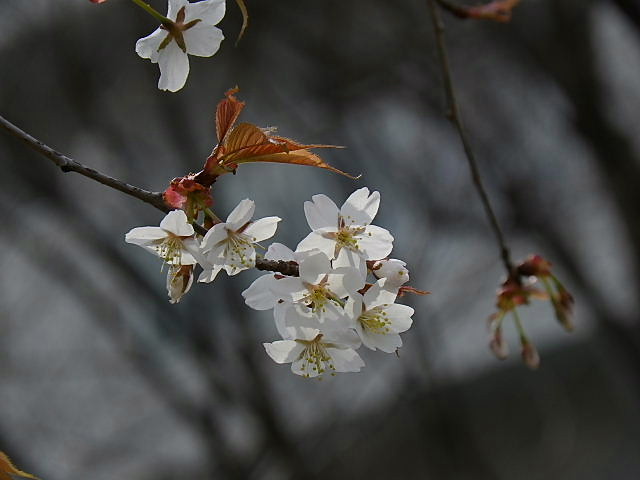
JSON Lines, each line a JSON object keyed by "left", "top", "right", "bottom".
{"left": 198, "top": 199, "right": 281, "bottom": 283}
{"left": 268, "top": 250, "right": 364, "bottom": 324}
{"left": 136, "top": 0, "right": 225, "bottom": 92}
{"left": 264, "top": 326, "right": 364, "bottom": 378}
{"left": 125, "top": 209, "right": 199, "bottom": 265}
{"left": 297, "top": 187, "right": 394, "bottom": 275}
{"left": 370, "top": 258, "right": 409, "bottom": 292}
{"left": 345, "top": 280, "right": 414, "bottom": 353}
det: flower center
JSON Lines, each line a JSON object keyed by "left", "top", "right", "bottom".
{"left": 302, "top": 283, "right": 340, "bottom": 314}
{"left": 225, "top": 230, "right": 253, "bottom": 269}
{"left": 325, "top": 222, "right": 366, "bottom": 253}
{"left": 296, "top": 334, "right": 335, "bottom": 377}
{"left": 159, "top": 7, "right": 202, "bottom": 53}
{"left": 359, "top": 306, "right": 392, "bottom": 335}
{"left": 155, "top": 235, "right": 184, "bottom": 265}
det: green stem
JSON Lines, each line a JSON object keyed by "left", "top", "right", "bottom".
{"left": 511, "top": 308, "right": 528, "bottom": 343}
{"left": 130, "top": 0, "right": 172, "bottom": 24}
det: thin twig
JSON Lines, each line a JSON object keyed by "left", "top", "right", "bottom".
{"left": 426, "top": 0, "right": 515, "bottom": 276}
{"left": 0, "top": 114, "right": 299, "bottom": 276}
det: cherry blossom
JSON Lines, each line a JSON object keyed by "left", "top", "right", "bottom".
{"left": 370, "top": 258, "right": 410, "bottom": 291}
{"left": 264, "top": 326, "right": 364, "bottom": 378}
{"left": 198, "top": 199, "right": 281, "bottom": 283}
{"left": 125, "top": 209, "right": 199, "bottom": 266}
{"left": 136, "top": 0, "right": 225, "bottom": 92}
{"left": 345, "top": 280, "right": 414, "bottom": 352}
{"left": 297, "top": 187, "right": 394, "bottom": 275}
{"left": 267, "top": 250, "right": 364, "bottom": 324}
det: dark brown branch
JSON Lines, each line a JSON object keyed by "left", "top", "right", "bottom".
{"left": 0, "top": 114, "right": 169, "bottom": 213}
{"left": 0, "top": 114, "right": 299, "bottom": 276}
{"left": 426, "top": 0, "right": 515, "bottom": 276}
{"left": 255, "top": 259, "right": 300, "bottom": 277}
{"left": 435, "top": 0, "right": 519, "bottom": 22}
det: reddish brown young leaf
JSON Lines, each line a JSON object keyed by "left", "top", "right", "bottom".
{"left": 215, "top": 87, "right": 245, "bottom": 145}
{"left": 218, "top": 123, "right": 356, "bottom": 178}
{"left": 466, "top": 0, "right": 520, "bottom": 22}
{"left": 0, "top": 452, "right": 38, "bottom": 480}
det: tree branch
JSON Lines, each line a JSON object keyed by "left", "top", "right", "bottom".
{"left": 0, "top": 114, "right": 300, "bottom": 276}
{"left": 426, "top": 0, "right": 515, "bottom": 276}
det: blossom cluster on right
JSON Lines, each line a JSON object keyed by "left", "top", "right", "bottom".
{"left": 242, "top": 187, "right": 422, "bottom": 378}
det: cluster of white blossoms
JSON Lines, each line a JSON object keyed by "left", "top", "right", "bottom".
{"left": 243, "top": 187, "right": 414, "bottom": 378}
{"left": 125, "top": 187, "right": 415, "bottom": 377}
{"left": 125, "top": 200, "right": 281, "bottom": 303}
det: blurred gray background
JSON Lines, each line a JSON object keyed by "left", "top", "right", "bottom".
{"left": 1, "top": 0, "right": 640, "bottom": 478}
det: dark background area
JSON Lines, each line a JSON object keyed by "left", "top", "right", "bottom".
{"left": 1, "top": 0, "right": 640, "bottom": 478}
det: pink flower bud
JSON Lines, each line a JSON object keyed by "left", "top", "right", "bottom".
{"left": 521, "top": 340, "right": 540, "bottom": 370}
{"left": 489, "top": 327, "right": 509, "bottom": 360}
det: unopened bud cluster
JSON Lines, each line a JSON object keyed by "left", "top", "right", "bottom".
{"left": 488, "top": 254, "right": 574, "bottom": 369}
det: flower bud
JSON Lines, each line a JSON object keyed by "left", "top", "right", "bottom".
{"left": 370, "top": 259, "right": 409, "bottom": 289}
{"left": 489, "top": 327, "right": 509, "bottom": 360}
{"left": 520, "top": 339, "right": 540, "bottom": 370}
{"left": 167, "top": 265, "right": 194, "bottom": 304}
{"left": 517, "top": 254, "right": 552, "bottom": 278}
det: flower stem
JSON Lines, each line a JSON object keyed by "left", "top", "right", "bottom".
{"left": 426, "top": 0, "right": 515, "bottom": 277}
{"left": 130, "top": 0, "right": 172, "bottom": 25}
{"left": 204, "top": 207, "right": 223, "bottom": 224}
{"left": 511, "top": 308, "right": 527, "bottom": 343}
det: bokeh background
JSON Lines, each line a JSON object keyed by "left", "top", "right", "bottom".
{"left": 1, "top": 0, "right": 640, "bottom": 478}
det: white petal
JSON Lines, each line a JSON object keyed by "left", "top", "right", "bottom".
{"left": 344, "top": 295, "right": 363, "bottom": 325}
{"left": 304, "top": 194, "right": 339, "bottom": 231}
{"left": 285, "top": 304, "right": 323, "bottom": 329}
{"left": 298, "top": 251, "right": 331, "bottom": 284}
{"left": 157, "top": 41, "right": 190, "bottom": 92}
{"left": 334, "top": 247, "right": 366, "bottom": 278}
{"left": 264, "top": 340, "right": 304, "bottom": 364}
{"left": 167, "top": 0, "right": 188, "bottom": 19}
{"left": 184, "top": 0, "right": 226, "bottom": 24}
{"left": 326, "top": 348, "right": 365, "bottom": 373}
{"left": 296, "top": 232, "right": 336, "bottom": 259}
{"left": 184, "top": 24, "right": 224, "bottom": 57}
{"left": 363, "top": 281, "right": 398, "bottom": 310}
{"left": 198, "top": 264, "right": 223, "bottom": 283}
{"left": 269, "top": 277, "right": 306, "bottom": 303}
{"left": 274, "top": 302, "right": 293, "bottom": 338}
{"left": 159, "top": 210, "right": 194, "bottom": 236}
{"left": 340, "top": 188, "right": 379, "bottom": 226}
{"left": 242, "top": 274, "right": 278, "bottom": 310}
{"left": 357, "top": 225, "right": 394, "bottom": 260}
{"left": 265, "top": 243, "right": 295, "bottom": 261}
{"left": 200, "top": 223, "right": 228, "bottom": 252}
{"left": 243, "top": 217, "right": 281, "bottom": 242}
{"left": 327, "top": 267, "right": 365, "bottom": 299}
{"left": 323, "top": 328, "right": 362, "bottom": 349}
{"left": 362, "top": 331, "right": 402, "bottom": 353}
{"left": 135, "top": 28, "right": 165, "bottom": 62}
{"left": 384, "top": 304, "right": 414, "bottom": 333}
{"left": 226, "top": 199, "right": 255, "bottom": 231}
{"left": 125, "top": 226, "right": 166, "bottom": 246}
